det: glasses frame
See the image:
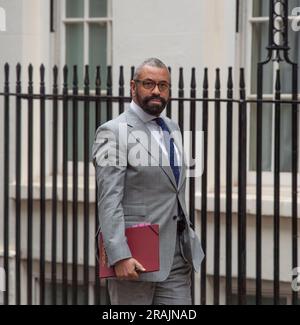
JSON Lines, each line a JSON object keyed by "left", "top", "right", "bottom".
{"left": 134, "top": 79, "right": 171, "bottom": 92}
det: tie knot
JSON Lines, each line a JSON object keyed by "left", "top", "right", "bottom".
{"left": 154, "top": 117, "right": 169, "bottom": 132}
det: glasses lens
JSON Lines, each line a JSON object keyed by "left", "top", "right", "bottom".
{"left": 158, "top": 82, "right": 169, "bottom": 91}
{"left": 142, "top": 80, "right": 156, "bottom": 89}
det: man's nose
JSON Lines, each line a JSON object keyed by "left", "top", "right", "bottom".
{"left": 152, "top": 84, "right": 161, "bottom": 95}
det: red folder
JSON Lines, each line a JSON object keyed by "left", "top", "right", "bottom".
{"left": 99, "top": 224, "right": 160, "bottom": 278}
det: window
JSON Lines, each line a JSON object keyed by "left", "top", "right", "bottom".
{"left": 63, "top": 0, "right": 110, "bottom": 87}
{"left": 248, "top": 0, "right": 300, "bottom": 182}
{"left": 61, "top": 0, "right": 112, "bottom": 161}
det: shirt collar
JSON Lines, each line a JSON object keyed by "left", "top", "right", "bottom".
{"left": 130, "top": 100, "right": 159, "bottom": 123}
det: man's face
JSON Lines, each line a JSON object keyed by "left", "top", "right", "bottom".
{"left": 131, "top": 65, "right": 170, "bottom": 116}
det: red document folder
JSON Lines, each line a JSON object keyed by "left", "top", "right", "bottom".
{"left": 99, "top": 224, "right": 160, "bottom": 278}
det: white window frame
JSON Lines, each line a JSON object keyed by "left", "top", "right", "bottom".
{"left": 244, "top": 0, "right": 300, "bottom": 188}
{"left": 59, "top": 0, "right": 113, "bottom": 178}
{"left": 60, "top": 0, "right": 112, "bottom": 69}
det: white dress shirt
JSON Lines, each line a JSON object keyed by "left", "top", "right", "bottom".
{"left": 129, "top": 100, "right": 180, "bottom": 163}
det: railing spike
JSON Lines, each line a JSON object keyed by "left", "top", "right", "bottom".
{"left": 107, "top": 66, "right": 112, "bottom": 88}
{"left": 130, "top": 66, "right": 135, "bottom": 81}
{"left": 16, "top": 63, "right": 21, "bottom": 82}
{"left": 119, "top": 66, "right": 124, "bottom": 87}
{"left": 96, "top": 66, "right": 101, "bottom": 88}
{"left": 179, "top": 67, "right": 184, "bottom": 89}
{"left": 40, "top": 64, "right": 45, "bottom": 83}
{"left": 191, "top": 67, "right": 196, "bottom": 89}
{"left": 215, "top": 68, "right": 221, "bottom": 90}
{"left": 73, "top": 65, "right": 78, "bottom": 87}
{"left": 203, "top": 67, "right": 208, "bottom": 90}
{"left": 28, "top": 64, "right": 33, "bottom": 83}
{"left": 63, "top": 65, "right": 68, "bottom": 87}
{"left": 53, "top": 65, "right": 58, "bottom": 86}
{"left": 239, "top": 68, "right": 245, "bottom": 89}
{"left": 84, "top": 65, "right": 89, "bottom": 86}
{"left": 275, "top": 69, "right": 281, "bottom": 92}
{"left": 227, "top": 67, "right": 233, "bottom": 90}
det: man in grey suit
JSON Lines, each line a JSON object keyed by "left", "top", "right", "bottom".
{"left": 92, "top": 58, "right": 204, "bottom": 305}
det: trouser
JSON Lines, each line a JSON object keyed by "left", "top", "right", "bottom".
{"left": 107, "top": 230, "right": 192, "bottom": 305}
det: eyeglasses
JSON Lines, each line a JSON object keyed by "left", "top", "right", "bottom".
{"left": 134, "top": 79, "right": 171, "bottom": 92}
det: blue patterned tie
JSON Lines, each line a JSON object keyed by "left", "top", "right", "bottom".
{"left": 154, "top": 117, "right": 180, "bottom": 185}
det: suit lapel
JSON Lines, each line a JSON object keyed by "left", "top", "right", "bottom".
{"left": 125, "top": 108, "right": 178, "bottom": 189}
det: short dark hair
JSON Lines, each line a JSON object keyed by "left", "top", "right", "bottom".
{"left": 133, "top": 58, "right": 169, "bottom": 80}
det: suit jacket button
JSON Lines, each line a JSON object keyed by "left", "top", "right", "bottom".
{"left": 173, "top": 216, "right": 177, "bottom": 220}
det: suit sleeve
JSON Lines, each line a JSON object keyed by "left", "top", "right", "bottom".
{"left": 92, "top": 123, "right": 132, "bottom": 266}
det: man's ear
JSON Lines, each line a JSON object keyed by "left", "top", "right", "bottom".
{"left": 130, "top": 80, "right": 136, "bottom": 97}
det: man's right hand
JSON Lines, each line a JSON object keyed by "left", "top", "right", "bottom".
{"left": 114, "top": 258, "right": 146, "bottom": 280}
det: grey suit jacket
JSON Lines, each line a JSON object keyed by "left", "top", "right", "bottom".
{"left": 92, "top": 106, "right": 204, "bottom": 282}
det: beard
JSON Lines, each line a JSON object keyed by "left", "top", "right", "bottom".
{"left": 136, "top": 93, "right": 168, "bottom": 116}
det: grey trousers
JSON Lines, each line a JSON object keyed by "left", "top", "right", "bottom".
{"left": 108, "top": 232, "right": 192, "bottom": 305}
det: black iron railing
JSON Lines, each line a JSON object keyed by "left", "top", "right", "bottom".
{"left": 1, "top": 62, "right": 299, "bottom": 305}
{"left": 1, "top": 0, "right": 299, "bottom": 306}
